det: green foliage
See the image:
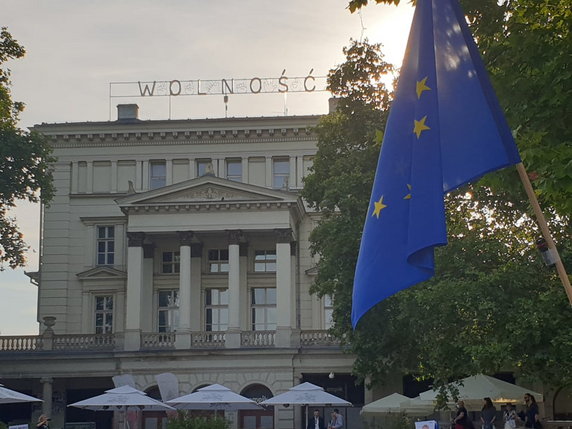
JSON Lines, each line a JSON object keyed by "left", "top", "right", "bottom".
{"left": 0, "top": 27, "right": 55, "bottom": 270}
{"left": 167, "top": 413, "right": 230, "bottom": 429}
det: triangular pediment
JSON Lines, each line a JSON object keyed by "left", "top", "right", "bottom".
{"left": 77, "top": 266, "right": 127, "bottom": 279}
{"left": 116, "top": 175, "right": 298, "bottom": 207}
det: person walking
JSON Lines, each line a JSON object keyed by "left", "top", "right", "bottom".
{"left": 308, "top": 409, "right": 325, "bottom": 429}
{"left": 481, "top": 397, "right": 497, "bottom": 429}
{"left": 524, "top": 394, "right": 541, "bottom": 429}
{"left": 454, "top": 400, "right": 469, "bottom": 429}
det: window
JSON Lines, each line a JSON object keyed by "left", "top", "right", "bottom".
{"left": 162, "top": 251, "right": 180, "bottom": 274}
{"left": 205, "top": 289, "right": 229, "bottom": 331}
{"left": 158, "top": 290, "right": 179, "bottom": 332}
{"left": 208, "top": 249, "right": 229, "bottom": 273}
{"left": 95, "top": 296, "right": 113, "bottom": 334}
{"left": 96, "top": 226, "right": 115, "bottom": 265}
{"left": 324, "top": 295, "right": 334, "bottom": 330}
{"left": 150, "top": 161, "right": 166, "bottom": 189}
{"left": 251, "top": 288, "right": 276, "bottom": 331}
{"left": 272, "top": 158, "right": 289, "bottom": 189}
{"left": 226, "top": 159, "right": 242, "bottom": 182}
{"left": 254, "top": 250, "right": 276, "bottom": 272}
{"left": 197, "top": 159, "right": 213, "bottom": 177}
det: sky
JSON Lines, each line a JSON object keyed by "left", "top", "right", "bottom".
{"left": 1, "top": 0, "right": 414, "bottom": 335}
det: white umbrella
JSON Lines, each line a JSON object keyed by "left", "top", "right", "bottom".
{"left": 69, "top": 385, "right": 174, "bottom": 411}
{"left": 167, "top": 384, "right": 261, "bottom": 410}
{"left": 419, "top": 374, "right": 543, "bottom": 406}
{"left": 260, "top": 382, "right": 351, "bottom": 406}
{"left": 0, "top": 384, "right": 42, "bottom": 404}
{"left": 361, "top": 393, "right": 434, "bottom": 416}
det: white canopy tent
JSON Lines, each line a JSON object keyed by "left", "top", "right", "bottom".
{"left": 361, "top": 393, "right": 435, "bottom": 416}
{"left": 166, "top": 384, "right": 261, "bottom": 411}
{"left": 260, "top": 382, "right": 352, "bottom": 407}
{"left": 0, "top": 384, "right": 42, "bottom": 404}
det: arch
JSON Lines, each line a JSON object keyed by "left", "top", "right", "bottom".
{"left": 144, "top": 385, "right": 162, "bottom": 400}
{"left": 240, "top": 383, "right": 273, "bottom": 402}
{"left": 553, "top": 384, "right": 572, "bottom": 419}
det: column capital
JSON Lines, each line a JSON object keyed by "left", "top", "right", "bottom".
{"left": 275, "top": 228, "right": 293, "bottom": 243}
{"left": 40, "top": 377, "right": 54, "bottom": 384}
{"left": 178, "top": 231, "right": 194, "bottom": 246}
{"left": 227, "top": 229, "right": 245, "bottom": 245}
{"left": 127, "top": 232, "right": 145, "bottom": 247}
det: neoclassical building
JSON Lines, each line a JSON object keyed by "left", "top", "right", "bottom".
{"left": 0, "top": 105, "right": 368, "bottom": 429}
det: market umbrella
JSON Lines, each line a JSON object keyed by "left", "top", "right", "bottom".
{"left": 260, "top": 382, "right": 351, "bottom": 407}
{"left": 0, "top": 384, "right": 42, "bottom": 404}
{"left": 419, "top": 375, "right": 543, "bottom": 407}
{"left": 361, "top": 393, "right": 434, "bottom": 416}
{"left": 167, "top": 384, "right": 261, "bottom": 411}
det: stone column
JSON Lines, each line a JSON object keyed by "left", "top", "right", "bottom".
{"left": 289, "top": 155, "right": 297, "bottom": 189}
{"left": 226, "top": 230, "right": 243, "bottom": 348}
{"left": 40, "top": 377, "right": 53, "bottom": 417}
{"left": 125, "top": 232, "right": 145, "bottom": 351}
{"left": 140, "top": 244, "right": 155, "bottom": 332}
{"left": 176, "top": 231, "right": 193, "bottom": 349}
{"left": 275, "top": 228, "right": 293, "bottom": 347}
{"left": 239, "top": 243, "right": 249, "bottom": 329}
{"left": 190, "top": 243, "right": 203, "bottom": 331}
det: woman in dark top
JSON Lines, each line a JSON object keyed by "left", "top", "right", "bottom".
{"left": 524, "top": 393, "right": 540, "bottom": 429}
{"left": 454, "top": 400, "right": 469, "bottom": 429}
{"left": 481, "top": 397, "right": 497, "bottom": 429}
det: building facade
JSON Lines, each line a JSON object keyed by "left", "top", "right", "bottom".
{"left": 0, "top": 105, "right": 366, "bottom": 429}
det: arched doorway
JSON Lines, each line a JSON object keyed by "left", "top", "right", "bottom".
{"left": 239, "top": 384, "right": 273, "bottom": 429}
{"left": 553, "top": 385, "right": 572, "bottom": 419}
{"left": 142, "top": 385, "right": 171, "bottom": 429}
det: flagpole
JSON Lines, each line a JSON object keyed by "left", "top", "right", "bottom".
{"left": 515, "top": 162, "right": 572, "bottom": 304}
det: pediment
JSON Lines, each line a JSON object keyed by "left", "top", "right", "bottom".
{"left": 77, "top": 266, "right": 127, "bottom": 280}
{"left": 117, "top": 176, "right": 297, "bottom": 207}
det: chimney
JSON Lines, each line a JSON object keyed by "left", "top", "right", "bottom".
{"left": 117, "top": 104, "right": 139, "bottom": 122}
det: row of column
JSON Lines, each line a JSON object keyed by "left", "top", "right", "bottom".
{"left": 70, "top": 155, "right": 309, "bottom": 193}
{"left": 124, "top": 229, "right": 295, "bottom": 351}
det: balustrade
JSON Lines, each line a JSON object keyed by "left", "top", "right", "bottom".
{"left": 141, "top": 332, "right": 176, "bottom": 349}
{"left": 241, "top": 330, "right": 275, "bottom": 347}
{"left": 0, "top": 336, "right": 42, "bottom": 352}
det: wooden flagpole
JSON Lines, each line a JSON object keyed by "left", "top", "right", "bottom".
{"left": 515, "top": 162, "right": 572, "bottom": 305}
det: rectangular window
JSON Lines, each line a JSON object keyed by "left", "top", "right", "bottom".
{"left": 205, "top": 288, "right": 229, "bottom": 331}
{"left": 208, "top": 249, "right": 229, "bottom": 273}
{"left": 95, "top": 296, "right": 113, "bottom": 334}
{"left": 324, "top": 295, "right": 334, "bottom": 330}
{"left": 272, "top": 158, "right": 289, "bottom": 189}
{"left": 254, "top": 250, "right": 276, "bottom": 272}
{"left": 226, "top": 159, "right": 242, "bottom": 182}
{"left": 162, "top": 251, "right": 180, "bottom": 274}
{"left": 150, "top": 161, "right": 166, "bottom": 189}
{"left": 96, "top": 226, "right": 115, "bottom": 265}
{"left": 197, "top": 159, "right": 213, "bottom": 177}
{"left": 251, "top": 288, "right": 276, "bottom": 331}
{"left": 158, "top": 290, "right": 179, "bottom": 332}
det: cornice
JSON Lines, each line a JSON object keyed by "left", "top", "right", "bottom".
{"left": 121, "top": 200, "right": 298, "bottom": 215}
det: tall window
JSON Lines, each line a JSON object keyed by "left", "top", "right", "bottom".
{"left": 324, "top": 295, "right": 334, "bottom": 330}
{"left": 162, "top": 251, "right": 180, "bottom": 274}
{"left": 158, "top": 290, "right": 179, "bottom": 332}
{"left": 150, "top": 161, "right": 166, "bottom": 189}
{"left": 197, "top": 159, "right": 213, "bottom": 177}
{"left": 208, "top": 249, "right": 229, "bottom": 273}
{"left": 254, "top": 250, "right": 276, "bottom": 272}
{"left": 205, "top": 289, "right": 229, "bottom": 331}
{"left": 95, "top": 296, "right": 113, "bottom": 334}
{"left": 96, "top": 226, "right": 115, "bottom": 265}
{"left": 251, "top": 288, "right": 276, "bottom": 331}
{"left": 226, "top": 159, "right": 242, "bottom": 182}
{"left": 272, "top": 158, "right": 289, "bottom": 189}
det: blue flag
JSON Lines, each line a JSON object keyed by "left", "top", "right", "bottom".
{"left": 351, "top": 0, "right": 521, "bottom": 328}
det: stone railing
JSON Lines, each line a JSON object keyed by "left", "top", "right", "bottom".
{"left": 141, "top": 332, "right": 176, "bottom": 349}
{"left": 300, "top": 330, "right": 340, "bottom": 347}
{"left": 0, "top": 335, "right": 43, "bottom": 352}
{"left": 241, "top": 330, "right": 275, "bottom": 347}
{"left": 191, "top": 331, "right": 225, "bottom": 348}
{"left": 52, "top": 334, "right": 115, "bottom": 351}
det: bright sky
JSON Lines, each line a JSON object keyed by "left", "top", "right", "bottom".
{"left": 1, "top": 0, "right": 414, "bottom": 335}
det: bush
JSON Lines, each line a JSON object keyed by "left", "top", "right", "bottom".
{"left": 167, "top": 412, "right": 230, "bottom": 429}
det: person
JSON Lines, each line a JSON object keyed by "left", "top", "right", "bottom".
{"left": 524, "top": 394, "right": 541, "bottom": 429}
{"left": 481, "top": 397, "right": 497, "bottom": 429}
{"left": 328, "top": 409, "right": 344, "bottom": 429}
{"left": 37, "top": 415, "right": 49, "bottom": 429}
{"left": 308, "top": 409, "right": 325, "bottom": 429}
{"left": 454, "top": 400, "right": 469, "bottom": 429}
{"left": 504, "top": 403, "right": 517, "bottom": 429}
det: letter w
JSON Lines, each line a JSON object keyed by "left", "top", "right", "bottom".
{"left": 138, "top": 81, "right": 156, "bottom": 96}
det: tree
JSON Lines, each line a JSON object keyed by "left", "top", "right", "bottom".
{"left": 0, "top": 27, "right": 55, "bottom": 270}
{"left": 302, "top": 6, "right": 572, "bottom": 396}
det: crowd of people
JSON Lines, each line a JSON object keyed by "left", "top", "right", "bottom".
{"left": 453, "top": 394, "right": 542, "bottom": 429}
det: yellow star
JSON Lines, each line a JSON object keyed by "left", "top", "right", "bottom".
{"left": 372, "top": 195, "right": 387, "bottom": 218}
{"left": 413, "top": 116, "right": 430, "bottom": 139}
{"left": 404, "top": 184, "right": 412, "bottom": 200}
{"left": 416, "top": 77, "right": 431, "bottom": 99}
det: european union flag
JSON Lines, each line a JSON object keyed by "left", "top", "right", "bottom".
{"left": 351, "top": 0, "right": 521, "bottom": 328}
